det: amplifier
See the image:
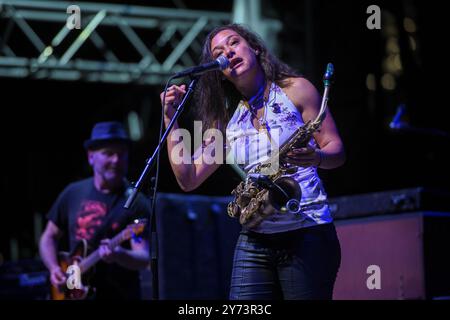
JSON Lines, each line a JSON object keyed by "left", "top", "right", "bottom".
{"left": 333, "top": 211, "right": 450, "bottom": 299}
{"left": 0, "top": 259, "right": 49, "bottom": 300}
{"left": 328, "top": 187, "right": 450, "bottom": 220}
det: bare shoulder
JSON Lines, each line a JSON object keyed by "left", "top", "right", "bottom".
{"left": 283, "top": 77, "right": 321, "bottom": 112}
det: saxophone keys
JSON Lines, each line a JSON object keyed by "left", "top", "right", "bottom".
{"left": 227, "top": 202, "right": 239, "bottom": 218}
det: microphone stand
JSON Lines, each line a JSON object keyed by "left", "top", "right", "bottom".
{"left": 390, "top": 122, "right": 450, "bottom": 139}
{"left": 124, "top": 76, "right": 199, "bottom": 300}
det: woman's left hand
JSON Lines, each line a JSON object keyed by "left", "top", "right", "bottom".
{"left": 283, "top": 145, "right": 321, "bottom": 168}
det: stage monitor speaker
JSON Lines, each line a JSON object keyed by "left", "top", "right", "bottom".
{"left": 154, "top": 193, "right": 240, "bottom": 299}
{"left": 333, "top": 211, "right": 450, "bottom": 300}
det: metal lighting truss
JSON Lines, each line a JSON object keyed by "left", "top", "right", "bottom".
{"left": 0, "top": 1, "right": 231, "bottom": 84}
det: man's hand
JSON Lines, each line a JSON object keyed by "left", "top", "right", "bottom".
{"left": 50, "top": 266, "right": 67, "bottom": 288}
{"left": 99, "top": 239, "right": 121, "bottom": 264}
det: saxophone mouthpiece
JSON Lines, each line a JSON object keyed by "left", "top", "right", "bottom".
{"left": 324, "top": 63, "right": 334, "bottom": 86}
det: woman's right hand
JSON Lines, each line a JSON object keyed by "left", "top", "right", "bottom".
{"left": 160, "top": 84, "right": 186, "bottom": 124}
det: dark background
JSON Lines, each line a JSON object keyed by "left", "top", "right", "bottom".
{"left": 0, "top": 0, "right": 448, "bottom": 263}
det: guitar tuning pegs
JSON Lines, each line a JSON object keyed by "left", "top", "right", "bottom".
{"left": 132, "top": 232, "right": 143, "bottom": 243}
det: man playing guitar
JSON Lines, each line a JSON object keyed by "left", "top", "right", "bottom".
{"left": 39, "top": 122, "right": 151, "bottom": 300}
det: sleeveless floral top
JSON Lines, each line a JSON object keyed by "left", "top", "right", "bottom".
{"left": 226, "top": 82, "right": 332, "bottom": 233}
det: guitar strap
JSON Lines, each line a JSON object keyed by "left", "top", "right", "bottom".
{"left": 87, "top": 181, "right": 133, "bottom": 251}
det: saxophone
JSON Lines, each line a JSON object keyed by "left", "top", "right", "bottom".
{"left": 227, "top": 63, "right": 335, "bottom": 227}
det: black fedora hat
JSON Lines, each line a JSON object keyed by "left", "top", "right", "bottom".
{"left": 83, "top": 121, "right": 130, "bottom": 150}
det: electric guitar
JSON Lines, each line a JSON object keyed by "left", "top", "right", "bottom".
{"left": 50, "top": 219, "right": 147, "bottom": 300}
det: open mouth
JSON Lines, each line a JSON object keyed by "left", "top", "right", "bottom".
{"left": 229, "top": 58, "right": 243, "bottom": 69}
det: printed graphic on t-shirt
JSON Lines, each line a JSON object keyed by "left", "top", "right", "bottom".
{"left": 75, "top": 200, "right": 108, "bottom": 240}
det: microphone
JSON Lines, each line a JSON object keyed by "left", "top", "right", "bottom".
{"left": 389, "top": 104, "right": 406, "bottom": 129}
{"left": 172, "top": 56, "right": 230, "bottom": 79}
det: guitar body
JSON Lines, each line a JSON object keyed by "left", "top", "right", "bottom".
{"left": 48, "top": 219, "right": 147, "bottom": 300}
{"left": 51, "top": 240, "right": 90, "bottom": 300}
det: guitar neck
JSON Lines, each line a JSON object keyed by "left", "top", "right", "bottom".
{"left": 78, "top": 230, "right": 125, "bottom": 274}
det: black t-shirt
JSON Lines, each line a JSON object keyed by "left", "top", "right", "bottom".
{"left": 47, "top": 177, "right": 150, "bottom": 299}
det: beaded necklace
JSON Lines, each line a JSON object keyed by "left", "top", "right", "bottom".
{"left": 244, "top": 81, "right": 270, "bottom": 130}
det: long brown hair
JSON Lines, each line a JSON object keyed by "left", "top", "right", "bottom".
{"left": 195, "top": 24, "right": 300, "bottom": 131}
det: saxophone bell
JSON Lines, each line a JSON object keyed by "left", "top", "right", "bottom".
{"left": 267, "top": 176, "right": 302, "bottom": 213}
